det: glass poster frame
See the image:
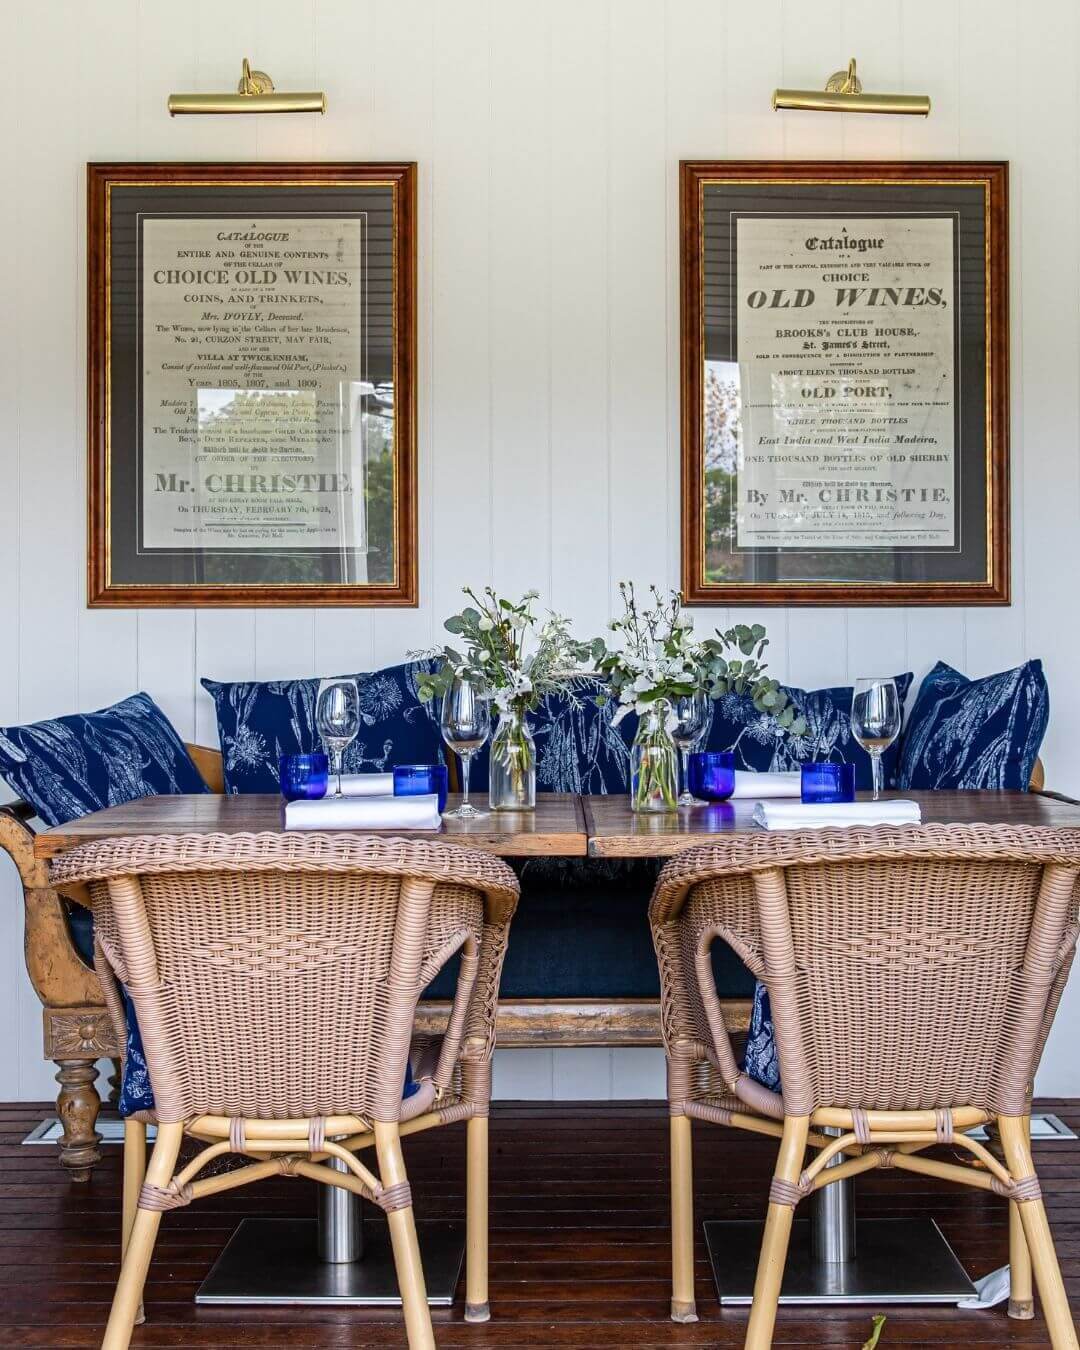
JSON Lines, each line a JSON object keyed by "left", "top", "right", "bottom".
{"left": 679, "top": 161, "right": 1009, "bottom": 606}
{"left": 87, "top": 162, "right": 418, "bottom": 607}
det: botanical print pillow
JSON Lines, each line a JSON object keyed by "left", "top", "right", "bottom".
{"left": 705, "top": 673, "right": 914, "bottom": 792}
{"left": 0, "top": 692, "right": 208, "bottom": 826}
{"left": 469, "top": 677, "right": 634, "bottom": 795}
{"left": 897, "top": 659, "right": 1049, "bottom": 791}
{"left": 201, "top": 660, "right": 443, "bottom": 794}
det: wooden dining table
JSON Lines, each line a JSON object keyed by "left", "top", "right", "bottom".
{"left": 34, "top": 785, "right": 1080, "bottom": 1311}
{"left": 34, "top": 786, "right": 1080, "bottom": 862}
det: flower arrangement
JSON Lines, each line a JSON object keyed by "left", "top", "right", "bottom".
{"left": 590, "top": 583, "right": 804, "bottom": 810}
{"left": 417, "top": 587, "right": 588, "bottom": 808}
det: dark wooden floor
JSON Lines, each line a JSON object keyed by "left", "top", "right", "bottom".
{"left": 2, "top": 1099, "right": 1079, "bottom": 1348}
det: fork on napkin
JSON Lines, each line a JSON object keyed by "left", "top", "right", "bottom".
{"left": 285, "top": 793, "right": 441, "bottom": 832}
{"left": 752, "top": 799, "right": 921, "bottom": 831}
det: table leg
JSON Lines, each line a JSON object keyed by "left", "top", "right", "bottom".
{"left": 196, "top": 1155, "right": 464, "bottom": 1306}
{"left": 318, "top": 1156, "right": 363, "bottom": 1263}
{"left": 705, "top": 1127, "right": 976, "bottom": 1304}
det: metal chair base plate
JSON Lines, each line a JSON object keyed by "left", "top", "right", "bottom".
{"left": 195, "top": 1217, "right": 464, "bottom": 1306}
{"left": 705, "top": 1216, "right": 976, "bottom": 1305}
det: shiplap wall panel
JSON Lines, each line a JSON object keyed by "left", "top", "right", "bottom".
{"left": 2, "top": 0, "right": 1079, "bottom": 1100}
{"left": 957, "top": 0, "right": 1026, "bottom": 680}
{"left": 367, "top": 0, "right": 439, "bottom": 673}
{"left": 0, "top": 0, "right": 23, "bottom": 1105}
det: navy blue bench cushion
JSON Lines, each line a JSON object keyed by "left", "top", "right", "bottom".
{"left": 201, "top": 660, "right": 443, "bottom": 794}
{"left": 897, "top": 659, "right": 1049, "bottom": 791}
{"left": 704, "top": 671, "right": 914, "bottom": 792}
{"left": 421, "top": 858, "right": 756, "bottom": 1002}
{"left": 0, "top": 692, "right": 209, "bottom": 827}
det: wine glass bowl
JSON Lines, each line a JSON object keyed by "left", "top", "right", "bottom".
{"left": 316, "top": 678, "right": 361, "bottom": 797}
{"left": 672, "top": 692, "right": 713, "bottom": 806}
{"left": 850, "top": 677, "right": 901, "bottom": 801}
{"left": 441, "top": 676, "right": 491, "bottom": 818}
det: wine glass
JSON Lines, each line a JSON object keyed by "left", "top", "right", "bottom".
{"left": 673, "top": 692, "right": 713, "bottom": 806}
{"left": 851, "top": 677, "right": 901, "bottom": 801}
{"left": 316, "top": 677, "right": 361, "bottom": 797}
{"left": 440, "top": 675, "right": 491, "bottom": 819}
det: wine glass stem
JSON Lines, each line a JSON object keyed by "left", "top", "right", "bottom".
{"left": 461, "top": 753, "right": 472, "bottom": 808}
{"left": 871, "top": 751, "right": 883, "bottom": 801}
{"left": 679, "top": 747, "right": 689, "bottom": 798}
{"left": 330, "top": 748, "right": 344, "bottom": 796}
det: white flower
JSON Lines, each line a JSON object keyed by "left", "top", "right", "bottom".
{"left": 478, "top": 650, "right": 490, "bottom": 662}
{"left": 523, "top": 588, "right": 540, "bottom": 600}
{"left": 510, "top": 613, "right": 528, "bottom": 630}
{"left": 478, "top": 617, "right": 494, "bottom": 632}
{"left": 674, "top": 612, "right": 694, "bottom": 630}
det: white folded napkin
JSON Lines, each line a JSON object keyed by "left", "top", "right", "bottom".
{"left": 752, "top": 799, "right": 922, "bottom": 831}
{"left": 957, "top": 1264, "right": 1010, "bottom": 1310}
{"left": 285, "top": 793, "right": 441, "bottom": 832}
{"left": 730, "top": 770, "right": 802, "bottom": 799}
{"left": 335, "top": 772, "right": 395, "bottom": 797}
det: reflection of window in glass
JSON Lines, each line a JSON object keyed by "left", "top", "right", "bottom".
{"left": 342, "top": 379, "right": 395, "bottom": 584}
{"left": 195, "top": 388, "right": 325, "bottom": 551}
{"left": 704, "top": 360, "right": 741, "bottom": 474}
{"left": 704, "top": 362, "right": 740, "bottom": 569}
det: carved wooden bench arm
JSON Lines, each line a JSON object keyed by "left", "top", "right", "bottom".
{"left": 0, "top": 742, "right": 221, "bottom": 1180}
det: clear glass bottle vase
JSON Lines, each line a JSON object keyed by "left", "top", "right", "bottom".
{"left": 489, "top": 708, "right": 536, "bottom": 811}
{"left": 630, "top": 702, "right": 679, "bottom": 813}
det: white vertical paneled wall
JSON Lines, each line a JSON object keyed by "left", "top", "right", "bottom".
{"left": 2, "top": 0, "right": 1080, "bottom": 1100}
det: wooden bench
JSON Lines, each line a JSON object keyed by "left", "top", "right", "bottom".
{"left": 0, "top": 745, "right": 1048, "bottom": 1179}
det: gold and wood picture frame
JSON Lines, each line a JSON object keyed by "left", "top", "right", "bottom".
{"left": 88, "top": 161, "right": 417, "bottom": 607}
{"left": 680, "top": 160, "right": 1009, "bottom": 607}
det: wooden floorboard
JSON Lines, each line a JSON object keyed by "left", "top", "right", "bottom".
{"left": 1, "top": 1100, "right": 1078, "bottom": 1347}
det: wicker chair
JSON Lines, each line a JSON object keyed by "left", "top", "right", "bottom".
{"left": 49, "top": 831, "right": 520, "bottom": 1350}
{"left": 649, "top": 824, "right": 1080, "bottom": 1350}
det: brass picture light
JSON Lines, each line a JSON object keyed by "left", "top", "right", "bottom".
{"left": 773, "top": 58, "right": 930, "bottom": 117}
{"left": 168, "top": 58, "right": 326, "bottom": 116}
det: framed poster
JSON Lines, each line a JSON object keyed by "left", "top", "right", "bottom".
{"left": 88, "top": 162, "right": 417, "bottom": 607}
{"left": 680, "top": 161, "right": 1009, "bottom": 606}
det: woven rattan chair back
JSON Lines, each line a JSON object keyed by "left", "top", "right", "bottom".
{"left": 52, "top": 832, "right": 519, "bottom": 1125}
{"left": 651, "top": 825, "right": 1080, "bottom": 1118}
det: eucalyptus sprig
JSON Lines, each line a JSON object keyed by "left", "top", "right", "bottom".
{"left": 590, "top": 583, "right": 806, "bottom": 734}
{"left": 415, "top": 587, "right": 590, "bottom": 717}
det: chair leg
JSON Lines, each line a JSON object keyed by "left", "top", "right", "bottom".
{"left": 998, "top": 1115, "right": 1078, "bottom": 1350}
{"left": 745, "top": 1115, "right": 810, "bottom": 1350}
{"left": 102, "top": 1120, "right": 184, "bottom": 1350}
{"left": 121, "top": 1120, "right": 148, "bottom": 1326}
{"left": 465, "top": 1115, "right": 490, "bottom": 1322}
{"left": 375, "top": 1121, "right": 435, "bottom": 1350}
{"left": 1009, "top": 1198, "right": 1034, "bottom": 1319}
{"left": 670, "top": 1113, "right": 697, "bottom": 1322}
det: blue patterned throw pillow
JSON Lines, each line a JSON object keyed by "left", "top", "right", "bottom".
{"left": 0, "top": 692, "right": 209, "bottom": 827}
{"left": 201, "top": 660, "right": 443, "bottom": 794}
{"left": 470, "top": 677, "right": 633, "bottom": 795}
{"left": 705, "top": 672, "right": 914, "bottom": 792}
{"left": 897, "top": 660, "right": 1049, "bottom": 791}
{"left": 744, "top": 983, "right": 781, "bottom": 1091}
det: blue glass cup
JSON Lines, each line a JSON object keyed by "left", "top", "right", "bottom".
{"left": 279, "top": 752, "right": 329, "bottom": 801}
{"left": 687, "top": 751, "right": 736, "bottom": 802}
{"left": 800, "top": 761, "right": 856, "bottom": 804}
{"left": 393, "top": 763, "right": 449, "bottom": 814}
